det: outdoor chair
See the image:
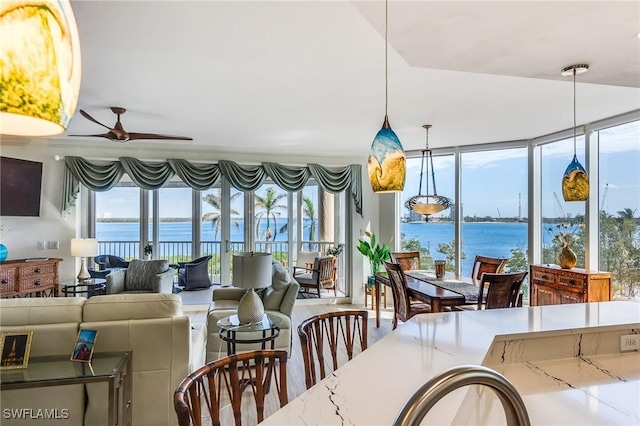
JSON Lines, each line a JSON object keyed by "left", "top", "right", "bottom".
{"left": 293, "top": 251, "right": 321, "bottom": 277}
{"left": 383, "top": 261, "right": 432, "bottom": 329}
{"left": 298, "top": 310, "right": 368, "bottom": 389}
{"left": 293, "top": 255, "right": 336, "bottom": 297}
{"left": 172, "top": 255, "right": 212, "bottom": 291}
{"left": 174, "top": 350, "right": 288, "bottom": 426}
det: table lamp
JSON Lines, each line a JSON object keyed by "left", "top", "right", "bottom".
{"left": 233, "top": 252, "right": 272, "bottom": 324}
{"left": 70, "top": 238, "right": 98, "bottom": 282}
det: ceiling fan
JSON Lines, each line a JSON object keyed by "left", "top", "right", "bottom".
{"left": 70, "top": 107, "right": 193, "bottom": 142}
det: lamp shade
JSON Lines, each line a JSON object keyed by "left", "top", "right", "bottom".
{"left": 233, "top": 252, "right": 272, "bottom": 290}
{"left": 70, "top": 238, "right": 98, "bottom": 257}
{"left": 0, "top": 0, "right": 82, "bottom": 136}
{"left": 368, "top": 117, "right": 407, "bottom": 193}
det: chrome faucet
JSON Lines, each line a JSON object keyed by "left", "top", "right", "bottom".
{"left": 393, "top": 365, "right": 530, "bottom": 426}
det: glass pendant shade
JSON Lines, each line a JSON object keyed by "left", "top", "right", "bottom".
{"left": 0, "top": 0, "right": 82, "bottom": 136}
{"left": 562, "top": 154, "right": 589, "bottom": 201}
{"left": 560, "top": 64, "right": 589, "bottom": 202}
{"left": 368, "top": 116, "right": 406, "bottom": 193}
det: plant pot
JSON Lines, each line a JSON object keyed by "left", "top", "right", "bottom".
{"left": 556, "top": 246, "right": 577, "bottom": 269}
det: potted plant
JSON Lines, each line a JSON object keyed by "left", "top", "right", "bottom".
{"left": 356, "top": 232, "right": 390, "bottom": 285}
{"left": 143, "top": 243, "right": 153, "bottom": 260}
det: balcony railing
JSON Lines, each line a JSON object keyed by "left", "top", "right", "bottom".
{"left": 96, "top": 240, "right": 346, "bottom": 294}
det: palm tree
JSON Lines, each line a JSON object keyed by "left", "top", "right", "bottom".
{"left": 254, "top": 186, "right": 287, "bottom": 241}
{"left": 201, "top": 192, "right": 241, "bottom": 239}
{"left": 302, "top": 196, "right": 317, "bottom": 241}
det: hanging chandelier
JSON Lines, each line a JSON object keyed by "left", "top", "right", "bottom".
{"left": 560, "top": 64, "right": 589, "bottom": 202}
{"left": 404, "top": 125, "right": 451, "bottom": 220}
{"left": 367, "top": 0, "right": 406, "bottom": 193}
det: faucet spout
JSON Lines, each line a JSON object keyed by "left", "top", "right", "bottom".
{"left": 393, "top": 365, "right": 530, "bottom": 426}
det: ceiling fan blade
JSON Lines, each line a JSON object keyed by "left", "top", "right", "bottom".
{"left": 69, "top": 133, "right": 113, "bottom": 139}
{"left": 79, "top": 110, "right": 113, "bottom": 130}
{"left": 127, "top": 132, "right": 193, "bottom": 141}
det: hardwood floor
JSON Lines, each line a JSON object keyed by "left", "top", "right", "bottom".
{"left": 183, "top": 301, "right": 396, "bottom": 425}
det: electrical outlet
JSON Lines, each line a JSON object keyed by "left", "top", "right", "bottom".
{"left": 620, "top": 334, "right": 640, "bottom": 352}
{"left": 47, "top": 241, "right": 60, "bottom": 249}
{"left": 37, "top": 241, "right": 46, "bottom": 250}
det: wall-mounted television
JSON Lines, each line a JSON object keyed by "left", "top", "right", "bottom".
{"left": 0, "top": 157, "right": 43, "bottom": 217}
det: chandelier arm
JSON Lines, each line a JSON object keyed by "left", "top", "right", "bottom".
{"left": 429, "top": 150, "right": 438, "bottom": 196}
{"left": 417, "top": 150, "right": 426, "bottom": 196}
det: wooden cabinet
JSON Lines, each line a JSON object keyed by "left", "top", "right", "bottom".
{"left": 529, "top": 264, "right": 611, "bottom": 306}
{"left": 0, "top": 258, "right": 61, "bottom": 298}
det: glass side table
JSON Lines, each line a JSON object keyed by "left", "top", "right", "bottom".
{"left": 217, "top": 314, "right": 282, "bottom": 355}
{"left": 61, "top": 278, "right": 107, "bottom": 297}
{"left": 0, "top": 351, "right": 132, "bottom": 426}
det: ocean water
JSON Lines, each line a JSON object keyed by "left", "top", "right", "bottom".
{"left": 97, "top": 221, "right": 540, "bottom": 273}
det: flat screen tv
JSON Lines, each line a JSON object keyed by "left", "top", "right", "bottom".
{"left": 0, "top": 157, "right": 43, "bottom": 217}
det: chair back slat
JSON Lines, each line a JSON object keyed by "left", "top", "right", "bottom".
{"left": 174, "top": 350, "right": 288, "bottom": 426}
{"left": 480, "top": 272, "right": 529, "bottom": 309}
{"left": 390, "top": 252, "right": 421, "bottom": 271}
{"left": 471, "top": 255, "right": 508, "bottom": 280}
{"left": 298, "top": 310, "right": 368, "bottom": 389}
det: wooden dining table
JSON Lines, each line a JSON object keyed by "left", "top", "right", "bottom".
{"left": 374, "top": 270, "right": 479, "bottom": 327}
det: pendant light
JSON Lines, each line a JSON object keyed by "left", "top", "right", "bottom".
{"left": 560, "top": 64, "right": 589, "bottom": 202}
{"left": 0, "top": 0, "right": 82, "bottom": 136}
{"left": 404, "top": 124, "right": 451, "bottom": 221}
{"left": 367, "top": 0, "right": 406, "bottom": 193}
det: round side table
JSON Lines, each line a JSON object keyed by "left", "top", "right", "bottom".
{"left": 61, "top": 278, "right": 107, "bottom": 298}
{"left": 217, "top": 313, "right": 282, "bottom": 355}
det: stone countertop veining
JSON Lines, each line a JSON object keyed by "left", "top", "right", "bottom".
{"left": 262, "top": 301, "right": 640, "bottom": 425}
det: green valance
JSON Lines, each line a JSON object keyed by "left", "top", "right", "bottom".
{"left": 62, "top": 157, "right": 362, "bottom": 217}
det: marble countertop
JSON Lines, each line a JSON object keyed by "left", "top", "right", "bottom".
{"left": 262, "top": 301, "right": 640, "bottom": 425}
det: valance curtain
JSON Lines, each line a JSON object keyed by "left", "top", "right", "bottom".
{"left": 62, "top": 156, "right": 362, "bottom": 216}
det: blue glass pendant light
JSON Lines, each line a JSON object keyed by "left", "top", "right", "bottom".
{"left": 561, "top": 64, "right": 589, "bottom": 202}
{"left": 368, "top": 0, "right": 406, "bottom": 193}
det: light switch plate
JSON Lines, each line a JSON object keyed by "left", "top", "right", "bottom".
{"left": 38, "top": 241, "right": 46, "bottom": 250}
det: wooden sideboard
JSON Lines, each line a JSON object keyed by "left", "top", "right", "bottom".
{"left": 529, "top": 264, "right": 611, "bottom": 306}
{"left": 0, "top": 258, "right": 61, "bottom": 298}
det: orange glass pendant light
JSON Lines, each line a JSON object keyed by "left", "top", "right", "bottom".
{"left": 368, "top": 0, "right": 406, "bottom": 193}
{"left": 561, "top": 64, "right": 589, "bottom": 202}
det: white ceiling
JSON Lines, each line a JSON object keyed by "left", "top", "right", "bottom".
{"left": 44, "top": 1, "right": 640, "bottom": 160}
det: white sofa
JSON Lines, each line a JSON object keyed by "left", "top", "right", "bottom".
{"left": 202, "top": 260, "right": 299, "bottom": 363}
{"left": 0, "top": 294, "right": 190, "bottom": 426}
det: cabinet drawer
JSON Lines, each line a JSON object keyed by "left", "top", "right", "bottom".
{"left": 557, "top": 274, "right": 586, "bottom": 288}
{"left": 18, "top": 263, "right": 56, "bottom": 278}
{"left": 531, "top": 268, "right": 555, "bottom": 284}
{"left": 19, "top": 275, "right": 55, "bottom": 292}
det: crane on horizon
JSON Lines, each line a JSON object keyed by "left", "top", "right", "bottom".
{"left": 553, "top": 192, "right": 567, "bottom": 219}
{"left": 600, "top": 183, "right": 609, "bottom": 211}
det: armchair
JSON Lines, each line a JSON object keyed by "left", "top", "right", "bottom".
{"left": 105, "top": 259, "right": 175, "bottom": 294}
{"left": 171, "top": 255, "right": 212, "bottom": 290}
{"left": 90, "top": 254, "right": 130, "bottom": 278}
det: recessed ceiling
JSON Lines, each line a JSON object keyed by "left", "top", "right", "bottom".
{"left": 34, "top": 1, "right": 640, "bottom": 159}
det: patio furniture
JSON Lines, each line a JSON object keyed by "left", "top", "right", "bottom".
{"left": 172, "top": 255, "right": 212, "bottom": 290}
{"left": 293, "top": 255, "right": 337, "bottom": 298}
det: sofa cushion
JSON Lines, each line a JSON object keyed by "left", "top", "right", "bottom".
{"left": 262, "top": 261, "right": 290, "bottom": 310}
{"left": 83, "top": 293, "right": 183, "bottom": 322}
{"left": 0, "top": 297, "right": 85, "bottom": 325}
{"left": 125, "top": 259, "right": 169, "bottom": 291}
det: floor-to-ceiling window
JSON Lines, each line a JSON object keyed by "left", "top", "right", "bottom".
{"left": 460, "top": 147, "right": 529, "bottom": 286}
{"left": 157, "top": 182, "right": 193, "bottom": 265}
{"left": 400, "top": 153, "right": 455, "bottom": 271}
{"left": 94, "top": 180, "right": 140, "bottom": 259}
{"left": 540, "top": 135, "right": 586, "bottom": 267}
{"left": 597, "top": 120, "right": 640, "bottom": 300}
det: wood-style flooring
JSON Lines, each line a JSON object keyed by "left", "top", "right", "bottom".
{"left": 183, "top": 301, "right": 396, "bottom": 425}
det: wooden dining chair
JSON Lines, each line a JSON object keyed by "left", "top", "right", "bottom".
{"left": 471, "top": 255, "right": 508, "bottom": 280}
{"left": 456, "top": 271, "right": 528, "bottom": 311}
{"left": 390, "top": 251, "right": 421, "bottom": 271}
{"left": 174, "top": 350, "right": 288, "bottom": 426}
{"left": 383, "top": 261, "right": 432, "bottom": 329}
{"left": 298, "top": 310, "right": 368, "bottom": 389}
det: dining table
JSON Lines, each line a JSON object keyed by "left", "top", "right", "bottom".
{"left": 374, "top": 269, "right": 480, "bottom": 327}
